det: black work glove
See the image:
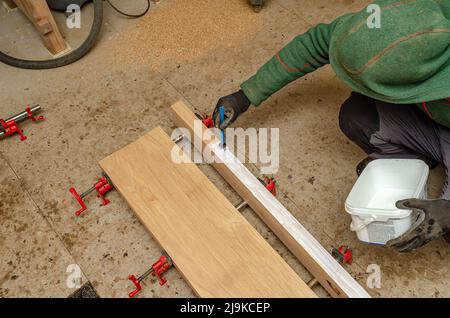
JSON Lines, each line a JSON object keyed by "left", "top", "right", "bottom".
{"left": 386, "top": 199, "right": 450, "bottom": 252}
{"left": 212, "top": 90, "right": 251, "bottom": 129}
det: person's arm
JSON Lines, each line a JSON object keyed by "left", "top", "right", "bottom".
{"left": 213, "top": 16, "right": 346, "bottom": 128}
{"left": 241, "top": 20, "right": 340, "bottom": 106}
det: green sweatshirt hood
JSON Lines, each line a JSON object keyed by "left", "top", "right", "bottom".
{"left": 329, "top": 0, "right": 450, "bottom": 104}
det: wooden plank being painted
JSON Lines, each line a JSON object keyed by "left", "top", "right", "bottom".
{"left": 99, "top": 127, "right": 316, "bottom": 298}
{"left": 14, "top": 0, "right": 67, "bottom": 54}
{"left": 171, "top": 100, "right": 371, "bottom": 298}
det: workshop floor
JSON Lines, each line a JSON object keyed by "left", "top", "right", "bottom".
{"left": 1, "top": 0, "right": 449, "bottom": 298}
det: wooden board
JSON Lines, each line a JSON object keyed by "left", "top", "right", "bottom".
{"left": 171, "top": 101, "right": 371, "bottom": 298}
{"left": 99, "top": 127, "right": 316, "bottom": 298}
{"left": 14, "top": 0, "right": 67, "bottom": 54}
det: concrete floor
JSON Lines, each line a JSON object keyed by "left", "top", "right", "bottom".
{"left": 1, "top": 0, "right": 449, "bottom": 298}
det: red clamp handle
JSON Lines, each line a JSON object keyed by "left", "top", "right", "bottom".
{"left": 69, "top": 187, "right": 87, "bottom": 217}
{"left": 128, "top": 274, "right": 142, "bottom": 298}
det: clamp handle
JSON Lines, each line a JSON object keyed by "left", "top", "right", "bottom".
{"left": 127, "top": 274, "right": 142, "bottom": 298}
{"left": 69, "top": 187, "right": 87, "bottom": 217}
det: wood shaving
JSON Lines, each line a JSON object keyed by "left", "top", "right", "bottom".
{"left": 112, "top": 0, "right": 263, "bottom": 70}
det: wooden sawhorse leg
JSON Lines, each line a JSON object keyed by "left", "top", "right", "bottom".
{"left": 13, "top": 0, "right": 67, "bottom": 55}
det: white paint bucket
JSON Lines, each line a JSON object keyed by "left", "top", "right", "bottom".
{"left": 345, "top": 159, "right": 429, "bottom": 245}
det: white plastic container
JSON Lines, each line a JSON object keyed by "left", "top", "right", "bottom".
{"left": 345, "top": 159, "right": 429, "bottom": 245}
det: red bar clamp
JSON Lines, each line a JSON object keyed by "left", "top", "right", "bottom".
{"left": 195, "top": 112, "right": 214, "bottom": 128}
{"left": 128, "top": 253, "right": 173, "bottom": 298}
{"left": 331, "top": 245, "right": 353, "bottom": 265}
{"left": 258, "top": 177, "right": 277, "bottom": 196}
{"left": 0, "top": 105, "right": 44, "bottom": 141}
{"left": 69, "top": 173, "right": 114, "bottom": 217}
{"left": 308, "top": 245, "right": 353, "bottom": 289}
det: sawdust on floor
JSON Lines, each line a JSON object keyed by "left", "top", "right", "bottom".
{"left": 112, "top": 0, "right": 264, "bottom": 70}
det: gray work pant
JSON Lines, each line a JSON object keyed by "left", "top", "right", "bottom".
{"left": 339, "top": 93, "right": 450, "bottom": 198}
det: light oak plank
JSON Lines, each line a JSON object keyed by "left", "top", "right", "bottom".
{"left": 99, "top": 127, "right": 315, "bottom": 298}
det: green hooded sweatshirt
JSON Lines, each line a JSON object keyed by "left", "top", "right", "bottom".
{"left": 241, "top": 0, "right": 450, "bottom": 128}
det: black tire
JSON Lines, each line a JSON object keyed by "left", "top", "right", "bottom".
{"left": 0, "top": 0, "right": 103, "bottom": 70}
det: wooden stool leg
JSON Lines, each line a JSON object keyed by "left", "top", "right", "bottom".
{"left": 13, "top": 0, "right": 67, "bottom": 55}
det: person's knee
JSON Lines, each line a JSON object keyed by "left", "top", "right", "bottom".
{"left": 339, "top": 93, "right": 380, "bottom": 154}
{"left": 339, "top": 97, "right": 361, "bottom": 141}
